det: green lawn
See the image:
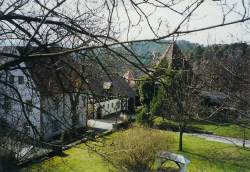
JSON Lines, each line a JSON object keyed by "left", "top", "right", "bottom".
{"left": 21, "top": 129, "right": 250, "bottom": 172}
{"left": 21, "top": 138, "right": 115, "bottom": 172}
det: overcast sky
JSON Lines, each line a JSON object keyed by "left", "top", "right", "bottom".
{"left": 174, "top": 1, "right": 250, "bottom": 45}
{"left": 1, "top": 0, "right": 249, "bottom": 46}
{"left": 118, "top": 0, "right": 250, "bottom": 45}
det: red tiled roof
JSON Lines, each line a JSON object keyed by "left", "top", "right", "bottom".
{"left": 17, "top": 47, "right": 82, "bottom": 95}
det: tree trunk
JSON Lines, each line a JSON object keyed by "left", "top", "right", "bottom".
{"left": 71, "top": 103, "right": 78, "bottom": 129}
{"left": 70, "top": 93, "right": 80, "bottom": 129}
{"left": 179, "top": 127, "right": 184, "bottom": 151}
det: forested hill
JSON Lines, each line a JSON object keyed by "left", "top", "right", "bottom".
{"left": 130, "top": 40, "right": 250, "bottom": 63}
{"left": 125, "top": 40, "right": 250, "bottom": 77}
{"left": 131, "top": 40, "right": 195, "bottom": 61}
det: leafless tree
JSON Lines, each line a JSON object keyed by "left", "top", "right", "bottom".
{"left": 192, "top": 43, "right": 250, "bottom": 147}
{"left": 1, "top": 0, "right": 250, "bottom": 170}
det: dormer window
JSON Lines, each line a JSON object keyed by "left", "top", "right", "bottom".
{"left": 103, "top": 82, "right": 112, "bottom": 89}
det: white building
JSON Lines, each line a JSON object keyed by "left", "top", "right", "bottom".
{"left": 0, "top": 46, "right": 87, "bottom": 140}
{"left": 87, "top": 75, "right": 137, "bottom": 118}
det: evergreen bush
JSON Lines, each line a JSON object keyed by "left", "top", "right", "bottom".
{"left": 61, "top": 130, "right": 72, "bottom": 143}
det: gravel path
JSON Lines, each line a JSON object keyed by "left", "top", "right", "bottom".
{"left": 184, "top": 133, "right": 250, "bottom": 147}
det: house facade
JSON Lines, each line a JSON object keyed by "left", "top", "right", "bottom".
{"left": 0, "top": 46, "right": 87, "bottom": 140}
{"left": 86, "top": 75, "right": 137, "bottom": 118}
{"left": 0, "top": 49, "right": 41, "bottom": 138}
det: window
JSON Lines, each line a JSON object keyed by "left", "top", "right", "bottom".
{"left": 54, "top": 98, "right": 60, "bottom": 110}
{"left": 107, "top": 104, "right": 109, "bottom": 109}
{"left": 82, "top": 96, "right": 86, "bottom": 108}
{"left": 18, "top": 76, "right": 24, "bottom": 84}
{"left": 116, "top": 101, "right": 120, "bottom": 108}
{"left": 4, "top": 97, "right": 11, "bottom": 110}
{"left": 72, "top": 115, "right": 79, "bottom": 125}
{"left": 111, "top": 103, "right": 113, "bottom": 108}
{"left": 26, "top": 126, "right": 31, "bottom": 134}
{"left": 103, "top": 104, "right": 105, "bottom": 108}
{"left": 52, "top": 120, "right": 59, "bottom": 132}
{"left": 9, "top": 75, "right": 14, "bottom": 84}
{"left": 26, "top": 100, "right": 32, "bottom": 112}
{"left": 103, "top": 82, "right": 112, "bottom": 89}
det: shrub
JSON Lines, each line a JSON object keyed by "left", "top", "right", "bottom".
{"left": 61, "top": 130, "right": 72, "bottom": 143}
{"left": 0, "top": 137, "right": 20, "bottom": 172}
{"left": 136, "top": 109, "right": 154, "bottom": 127}
{"left": 0, "top": 151, "right": 17, "bottom": 172}
{"left": 135, "top": 106, "right": 143, "bottom": 113}
{"left": 105, "top": 127, "right": 175, "bottom": 172}
{"left": 0, "top": 118, "right": 9, "bottom": 137}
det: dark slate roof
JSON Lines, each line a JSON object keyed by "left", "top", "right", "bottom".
{"left": 201, "top": 91, "right": 235, "bottom": 107}
{"left": 87, "top": 75, "right": 137, "bottom": 98}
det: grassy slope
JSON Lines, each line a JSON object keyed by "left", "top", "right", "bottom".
{"left": 22, "top": 131, "right": 250, "bottom": 172}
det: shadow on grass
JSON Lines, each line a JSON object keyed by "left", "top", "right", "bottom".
{"left": 56, "top": 152, "right": 69, "bottom": 157}
{"left": 47, "top": 151, "right": 70, "bottom": 158}
{"left": 178, "top": 149, "right": 250, "bottom": 171}
{"left": 152, "top": 167, "right": 179, "bottom": 172}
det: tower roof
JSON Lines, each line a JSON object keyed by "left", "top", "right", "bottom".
{"left": 156, "top": 41, "right": 189, "bottom": 69}
{"left": 123, "top": 70, "right": 136, "bottom": 80}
